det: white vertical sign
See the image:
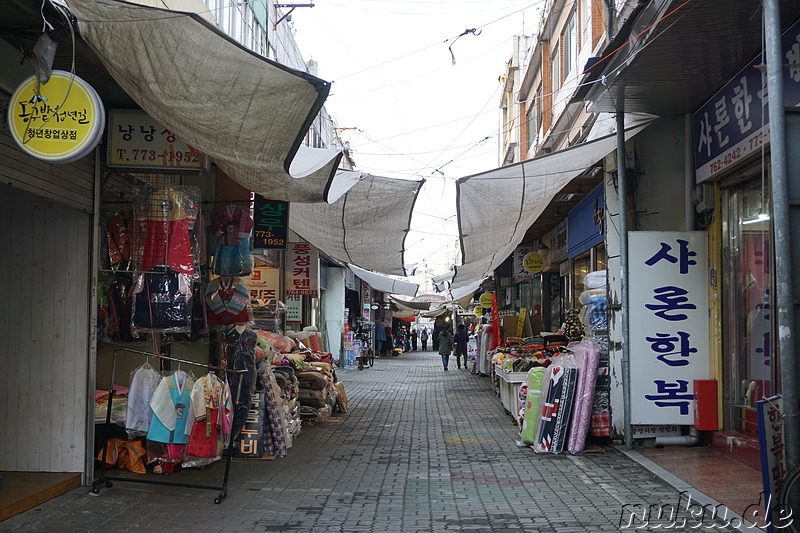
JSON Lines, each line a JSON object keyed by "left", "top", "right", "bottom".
{"left": 629, "top": 232, "right": 710, "bottom": 424}
{"left": 285, "top": 242, "right": 319, "bottom": 296}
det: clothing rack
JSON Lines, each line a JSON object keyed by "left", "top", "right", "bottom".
{"left": 91, "top": 347, "right": 246, "bottom": 504}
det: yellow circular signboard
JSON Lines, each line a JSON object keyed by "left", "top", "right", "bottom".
{"left": 523, "top": 252, "right": 544, "bottom": 274}
{"left": 479, "top": 292, "right": 493, "bottom": 308}
{"left": 473, "top": 306, "right": 484, "bottom": 317}
{"left": 7, "top": 71, "right": 105, "bottom": 163}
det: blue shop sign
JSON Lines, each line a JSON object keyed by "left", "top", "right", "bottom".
{"left": 694, "top": 18, "right": 800, "bottom": 183}
{"left": 568, "top": 185, "right": 605, "bottom": 259}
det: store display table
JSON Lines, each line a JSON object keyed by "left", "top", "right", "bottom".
{"left": 495, "top": 365, "right": 529, "bottom": 415}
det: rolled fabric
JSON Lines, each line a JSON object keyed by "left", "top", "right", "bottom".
{"left": 520, "top": 367, "right": 547, "bottom": 445}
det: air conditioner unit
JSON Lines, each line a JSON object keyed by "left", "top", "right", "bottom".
{"left": 693, "top": 183, "right": 715, "bottom": 214}
{"left": 603, "top": 148, "right": 633, "bottom": 173}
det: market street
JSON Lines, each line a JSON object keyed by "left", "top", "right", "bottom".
{"left": 2, "top": 351, "right": 741, "bottom": 533}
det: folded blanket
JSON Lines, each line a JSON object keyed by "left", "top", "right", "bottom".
{"left": 296, "top": 371, "right": 328, "bottom": 390}
{"left": 298, "top": 388, "right": 326, "bottom": 407}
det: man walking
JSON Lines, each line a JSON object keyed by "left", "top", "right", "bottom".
{"left": 410, "top": 329, "right": 418, "bottom": 351}
{"left": 421, "top": 328, "right": 429, "bottom": 350}
{"left": 453, "top": 323, "right": 469, "bottom": 369}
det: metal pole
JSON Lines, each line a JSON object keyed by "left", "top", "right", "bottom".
{"left": 617, "top": 102, "right": 633, "bottom": 450}
{"left": 764, "top": 0, "right": 800, "bottom": 469}
{"left": 685, "top": 114, "right": 695, "bottom": 232}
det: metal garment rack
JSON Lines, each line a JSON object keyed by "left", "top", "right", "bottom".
{"left": 91, "top": 347, "right": 246, "bottom": 504}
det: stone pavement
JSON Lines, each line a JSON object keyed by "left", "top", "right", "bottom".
{"left": 1, "top": 351, "right": 742, "bottom": 532}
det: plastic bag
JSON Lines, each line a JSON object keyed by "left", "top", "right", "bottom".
{"left": 567, "top": 338, "right": 602, "bottom": 454}
{"left": 533, "top": 351, "right": 579, "bottom": 454}
{"left": 583, "top": 270, "right": 607, "bottom": 289}
{"left": 131, "top": 270, "right": 192, "bottom": 333}
{"left": 578, "top": 287, "right": 607, "bottom": 305}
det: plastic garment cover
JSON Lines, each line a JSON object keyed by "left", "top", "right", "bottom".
{"left": 225, "top": 328, "right": 257, "bottom": 440}
{"left": 126, "top": 363, "right": 161, "bottom": 437}
{"left": 106, "top": 209, "right": 144, "bottom": 270}
{"left": 212, "top": 205, "right": 253, "bottom": 277}
{"left": 132, "top": 270, "right": 193, "bottom": 333}
{"left": 137, "top": 187, "right": 200, "bottom": 276}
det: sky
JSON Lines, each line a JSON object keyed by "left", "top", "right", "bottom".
{"left": 290, "top": 0, "right": 545, "bottom": 280}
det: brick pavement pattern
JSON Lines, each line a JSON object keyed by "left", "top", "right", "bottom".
{"left": 1, "top": 351, "right": 740, "bottom": 532}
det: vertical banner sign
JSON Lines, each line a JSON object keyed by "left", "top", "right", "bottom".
{"left": 285, "top": 295, "right": 302, "bottom": 323}
{"left": 252, "top": 194, "right": 289, "bottom": 249}
{"left": 248, "top": 266, "right": 280, "bottom": 305}
{"left": 757, "top": 395, "right": 785, "bottom": 532}
{"left": 345, "top": 268, "right": 356, "bottom": 290}
{"left": 286, "top": 242, "right": 319, "bottom": 296}
{"left": 629, "top": 232, "right": 710, "bottom": 424}
{"left": 513, "top": 247, "right": 534, "bottom": 283}
{"left": 361, "top": 282, "right": 372, "bottom": 321}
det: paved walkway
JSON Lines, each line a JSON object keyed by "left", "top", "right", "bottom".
{"left": 2, "top": 351, "right": 742, "bottom": 532}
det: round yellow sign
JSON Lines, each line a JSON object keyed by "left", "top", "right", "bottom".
{"left": 479, "top": 292, "right": 493, "bottom": 308}
{"left": 7, "top": 71, "right": 105, "bottom": 163}
{"left": 523, "top": 252, "right": 544, "bottom": 274}
{"left": 474, "top": 306, "right": 484, "bottom": 317}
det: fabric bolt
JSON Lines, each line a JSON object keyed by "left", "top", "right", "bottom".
{"left": 262, "top": 378, "right": 288, "bottom": 458}
{"left": 567, "top": 343, "right": 601, "bottom": 454}
{"left": 148, "top": 371, "right": 195, "bottom": 445}
{"left": 125, "top": 363, "right": 161, "bottom": 435}
{"left": 212, "top": 205, "right": 253, "bottom": 277}
{"left": 225, "top": 328, "right": 257, "bottom": 440}
{"left": 205, "top": 277, "right": 251, "bottom": 325}
{"left": 138, "top": 188, "right": 198, "bottom": 275}
{"left": 520, "top": 367, "right": 547, "bottom": 444}
{"left": 534, "top": 365, "right": 578, "bottom": 454}
{"left": 132, "top": 270, "right": 192, "bottom": 331}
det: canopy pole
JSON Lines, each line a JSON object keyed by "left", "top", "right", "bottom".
{"left": 765, "top": 0, "right": 800, "bottom": 470}
{"left": 616, "top": 98, "right": 633, "bottom": 450}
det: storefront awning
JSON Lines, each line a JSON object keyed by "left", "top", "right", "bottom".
{"left": 67, "top": 0, "right": 347, "bottom": 203}
{"left": 289, "top": 173, "right": 424, "bottom": 276}
{"left": 452, "top": 122, "right": 650, "bottom": 289}
{"left": 348, "top": 264, "right": 418, "bottom": 298}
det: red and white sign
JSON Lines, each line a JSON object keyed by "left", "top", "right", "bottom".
{"left": 285, "top": 242, "right": 319, "bottom": 296}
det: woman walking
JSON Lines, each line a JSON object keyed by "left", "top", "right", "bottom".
{"left": 438, "top": 327, "right": 454, "bottom": 371}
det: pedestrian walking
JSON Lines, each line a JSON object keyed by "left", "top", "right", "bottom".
{"left": 453, "top": 323, "right": 469, "bottom": 369}
{"left": 410, "top": 329, "right": 418, "bottom": 351}
{"left": 421, "top": 328, "right": 429, "bottom": 350}
{"left": 438, "top": 327, "right": 454, "bottom": 371}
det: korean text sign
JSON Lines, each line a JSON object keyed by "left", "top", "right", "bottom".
{"left": 629, "top": 232, "right": 710, "bottom": 425}
{"left": 251, "top": 195, "right": 289, "bottom": 250}
{"left": 107, "top": 110, "right": 203, "bottom": 170}
{"left": 693, "top": 19, "right": 800, "bottom": 182}
{"left": 285, "top": 242, "right": 319, "bottom": 296}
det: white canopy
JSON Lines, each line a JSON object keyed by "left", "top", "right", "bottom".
{"left": 67, "top": 0, "right": 347, "bottom": 203}
{"left": 347, "top": 264, "right": 419, "bottom": 297}
{"left": 289, "top": 172, "right": 424, "bottom": 276}
{"left": 453, "top": 123, "right": 650, "bottom": 288}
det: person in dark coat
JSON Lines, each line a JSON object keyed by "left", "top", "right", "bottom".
{"left": 438, "top": 327, "right": 454, "bottom": 371}
{"left": 421, "top": 328, "right": 429, "bottom": 350}
{"left": 410, "top": 329, "right": 418, "bottom": 351}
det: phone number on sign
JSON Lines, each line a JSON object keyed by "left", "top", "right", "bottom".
{"left": 114, "top": 148, "right": 202, "bottom": 164}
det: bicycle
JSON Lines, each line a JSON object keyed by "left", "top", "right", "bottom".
{"left": 776, "top": 464, "right": 800, "bottom": 531}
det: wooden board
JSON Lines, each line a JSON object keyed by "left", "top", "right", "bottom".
{"left": 0, "top": 472, "right": 81, "bottom": 521}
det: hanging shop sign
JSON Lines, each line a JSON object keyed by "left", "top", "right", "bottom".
{"left": 7, "top": 70, "right": 105, "bottom": 163}
{"left": 512, "top": 247, "right": 534, "bottom": 282}
{"left": 479, "top": 292, "right": 493, "bottom": 308}
{"left": 629, "top": 232, "right": 710, "bottom": 425}
{"left": 694, "top": 18, "right": 800, "bottom": 183}
{"left": 523, "top": 252, "right": 544, "bottom": 274}
{"left": 107, "top": 109, "right": 204, "bottom": 170}
{"left": 345, "top": 268, "right": 356, "bottom": 290}
{"left": 757, "top": 395, "right": 786, "bottom": 516}
{"left": 473, "top": 306, "right": 484, "bottom": 317}
{"left": 251, "top": 194, "right": 289, "bottom": 250}
{"left": 568, "top": 186, "right": 605, "bottom": 259}
{"left": 549, "top": 219, "right": 569, "bottom": 263}
{"left": 285, "top": 295, "right": 302, "bottom": 323}
{"left": 248, "top": 266, "right": 280, "bottom": 305}
{"left": 285, "top": 242, "right": 319, "bottom": 296}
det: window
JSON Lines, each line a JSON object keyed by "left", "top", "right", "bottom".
{"left": 563, "top": 14, "right": 577, "bottom": 78}
{"left": 526, "top": 104, "right": 537, "bottom": 148}
{"left": 536, "top": 86, "right": 543, "bottom": 130}
{"left": 580, "top": 0, "right": 591, "bottom": 47}
{"left": 551, "top": 46, "right": 561, "bottom": 93}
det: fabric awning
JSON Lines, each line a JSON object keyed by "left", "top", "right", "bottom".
{"left": 67, "top": 0, "right": 347, "bottom": 203}
{"left": 389, "top": 296, "right": 433, "bottom": 312}
{"left": 348, "top": 264, "right": 418, "bottom": 297}
{"left": 290, "top": 173, "right": 424, "bottom": 276}
{"left": 452, "top": 122, "right": 650, "bottom": 288}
